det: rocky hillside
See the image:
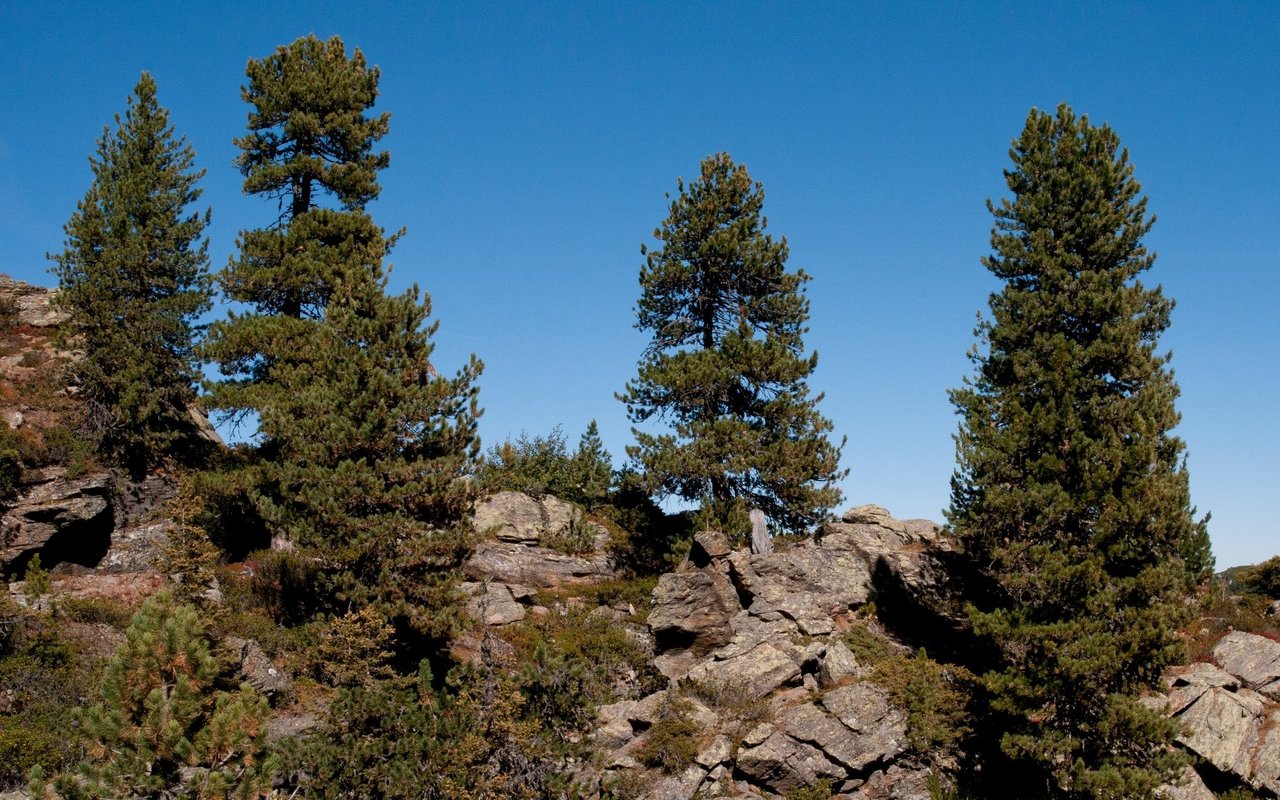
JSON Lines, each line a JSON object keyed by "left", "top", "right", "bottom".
{"left": 3, "top": 272, "right": 1279, "bottom": 799}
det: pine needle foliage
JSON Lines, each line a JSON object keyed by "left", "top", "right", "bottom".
{"left": 201, "top": 35, "right": 483, "bottom": 641}
{"left": 619, "top": 153, "right": 845, "bottom": 535}
{"left": 34, "top": 591, "right": 274, "bottom": 799}
{"left": 948, "top": 105, "right": 1212, "bottom": 799}
{"left": 51, "top": 73, "right": 213, "bottom": 476}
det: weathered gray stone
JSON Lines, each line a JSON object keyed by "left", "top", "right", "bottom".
{"left": 1156, "top": 766, "right": 1216, "bottom": 800}
{"left": 818, "top": 639, "right": 863, "bottom": 688}
{"left": 1, "top": 469, "right": 111, "bottom": 569}
{"left": 841, "top": 504, "right": 907, "bottom": 535}
{"left": 1214, "top": 630, "right": 1280, "bottom": 699}
{"left": 465, "top": 540, "right": 613, "bottom": 588}
{"left": 465, "top": 582, "right": 526, "bottom": 626}
{"left": 648, "top": 571, "right": 741, "bottom": 651}
{"left": 820, "top": 682, "right": 907, "bottom": 764}
{"left": 223, "top": 636, "right": 291, "bottom": 696}
{"left": 473, "top": 491, "right": 549, "bottom": 543}
{"left": 749, "top": 508, "right": 772, "bottom": 555}
{"left": 695, "top": 734, "right": 734, "bottom": 768}
{"left": 689, "top": 529, "right": 732, "bottom": 566}
{"left": 1174, "top": 685, "right": 1280, "bottom": 794}
{"left": 685, "top": 642, "right": 801, "bottom": 699}
{"left": 735, "top": 727, "right": 845, "bottom": 795}
{"left": 645, "top": 764, "right": 707, "bottom": 800}
{"left": 0, "top": 274, "right": 67, "bottom": 328}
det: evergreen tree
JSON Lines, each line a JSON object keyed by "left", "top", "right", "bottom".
{"left": 32, "top": 592, "right": 274, "bottom": 799}
{"left": 202, "top": 35, "right": 482, "bottom": 641}
{"left": 619, "top": 153, "right": 845, "bottom": 534}
{"left": 572, "top": 420, "right": 613, "bottom": 510}
{"left": 948, "top": 105, "right": 1212, "bottom": 798}
{"left": 51, "top": 73, "right": 212, "bottom": 475}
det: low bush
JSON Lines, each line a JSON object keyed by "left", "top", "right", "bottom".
{"left": 635, "top": 698, "right": 700, "bottom": 774}
{"left": 58, "top": 596, "right": 135, "bottom": 628}
{"left": 872, "top": 648, "right": 976, "bottom": 758}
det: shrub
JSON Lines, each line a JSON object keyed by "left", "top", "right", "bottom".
{"left": 57, "top": 596, "right": 134, "bottom": 628}
{"left": 35, "top": 591, "right": 275, "bottom": 799}
{"left": 872, "top": 648, "right": 976, "bottom": 758}
{"left": 478, "top": 421, "right": 614, "bottom": 509}
{"left": 507, "top": 607, "right": 661, "bottom": 740}
{"left": 541, "top": 506, "right": 597, "bottom": 555}
{"left": 635, "top": 698, "right": 700, "bottom": 774}
{"left": 1238, "top": 556, "right": 1280, "bottom": 599}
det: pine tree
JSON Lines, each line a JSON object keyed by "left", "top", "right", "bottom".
{"left": 51, "top": 73, "right": 212, "bottom": 475}
{"left": 33, "top": 591, "right": 274, "bottom": 798}
{"left": 572, "top": 420, "right": 613, "bottom": 509}
{"left": 202, "top": 35, "right": 482, "bottom": 640}
{"left": 948, "top": 105, "right": 1212, "bottom": 798}
{"left": 619, "top": 153, "right": 845, "bottom": 534}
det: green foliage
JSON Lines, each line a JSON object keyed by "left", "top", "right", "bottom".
{"left": 202, "top": 35, "right": 483, "bottom": 648}
{"left": 839, "top": 622, "right": 896, "bottom": 666}
{"left": 1237, "top": 555, "right": 1280, "bottom": 599}
{"left": 158, "top": 475, "right": 223, "bottom": 607}
{"left": 56, "top": 597, "right": 135, "bottom": 629}
{"left": 505, "top": 607, "right": 662, "bottom": 741}
{"left": 289, "top": 662, "right": 563, "bottom": 799}
{"left": 38, "top": 591, "right": 275, "bottom": 799}
{"left": 784, "top": 780, "right": 834, "bottom": 800}
{"left": 50, "top": 72, "right": 212, "bottom": 477}
{"left": 872, "top": 649, "right": 976, "bottom": 759}
{"left": 1185, "top": 579, "right": 1280, "bottom": 662}
{"left": 619, "top": 152, "right": 845, "bottom": 535}
{"left": 21, "top": 554, "right": 51, "bottom": 606}
{"left": 478, "top": 421, "right": 614, "bottom": 509}
{"left": 0, "top": 423, "right": 21, "bottom": 503}
{"left": 635, "top": 697, "right": 700, "bottom": 774}
{"left": 0, "top": 599, "right": 89, "bottom": 789}
{"left": 948, "top": 105, "right": 1207, "bottom": 798}
{"left": 316, "top": 607, "right": 395, "bottom": 689}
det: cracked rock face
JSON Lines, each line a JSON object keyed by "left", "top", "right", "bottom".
{"left": 1, "top": 468, "right": 112, "bottom": 570}
{"left": 1167, "top": 651, "right": 1280, "bottom": 795}
{"left": 594, "top": 504, "right": 949, "bottom": 799}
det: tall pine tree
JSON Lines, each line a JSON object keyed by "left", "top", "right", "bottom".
{"left": 949, "top": 105, "right": 1212, "bottom": 799}
{"left": 51, "top": 73, "right": 212, "bottom": 475}
{"left": 619, "top": 153, "right": 845, "bottom": 535}
{"left": 202, "top": 35, "right": 482, "bottom": 640}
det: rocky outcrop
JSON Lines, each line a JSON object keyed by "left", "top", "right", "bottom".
{"left": 461, "top": 491, "right": 618, "bottom": 626}
{"left": 1167, "top": 635, "right": 1280, "bottom": 796}
{"left": 1, "top": 467, "right": 112, "bottom": 571}
{"left": 586, "top": 504, "right": 951, "bottom": 799}
{"left": 0, "top": 275, "right": 67, "bottom": 329}
{"left": 223, "top": 636, "right": 292, "bottom": 697}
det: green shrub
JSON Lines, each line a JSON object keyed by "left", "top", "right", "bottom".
{"left": 871, "top": 648, "right": 976, "bottom": 758}
{"left": 541, "top": 506, "right": 597, "bottom": 555}
{"left": 1238, "top": 556, "right": 1280, "bottom": 599}
{"left": 289, "top": 663, "right": 563, "bottom": 799}
{"left": 0, "top": 294, "right": 17, "bottom": 332}
{"left": 635, "top": 698, "right": 700, "bottom": 773}
{"left": 839, "top": 622, "right": 896, "bottom": 666}
{"left": 506, "top": 607, "right": 661, "bottom": 740}
{"left": 477, "top": 421, "right": 613, "bottom": 509}
{"left": 785, "top": 780, "right": 833, "bottom": 800}
{"left": 58, "top": 596, "right": 134, "bottom": 628}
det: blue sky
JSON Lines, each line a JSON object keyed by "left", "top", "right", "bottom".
{"left": 1, "top": 2, "right": 1275, "bottom": 566}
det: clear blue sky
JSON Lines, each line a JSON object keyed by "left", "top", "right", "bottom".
{"left": 1, "top": 2, "right": 1275, "bottom": 567}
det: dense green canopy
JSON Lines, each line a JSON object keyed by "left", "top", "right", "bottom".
{"left": 949, "top": 104, "right": 1212, "bottom": 798}
{"left": 620, "top": 153, "right": 845, "bottom": 535}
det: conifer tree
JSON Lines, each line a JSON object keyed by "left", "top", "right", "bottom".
{"left": 948, "top": 105, "right": 1212, "bottom": 798}
{"left": 202, "top": 35, "right": 482, "bottom": 640}
{"left": 33, "top": 591, "right": 274, "bottom": 798}
{"left": 619, "top": 153, "right": 845, "bottom": 534}
{"left": 51, "top": 73, "right": 212, "bottom": 475}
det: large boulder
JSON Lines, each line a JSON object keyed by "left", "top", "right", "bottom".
{"left": 1, "top": 468, "right": 112, "bottom": 571}
{"left": 1213, "top": 631, "right": 1280, "bottom": 700}
{"left": 648, "top": 570, "right": 741, "bottom": 652}
{"left": 1168, "top": 656, "right": 1280, "bottom": 795}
